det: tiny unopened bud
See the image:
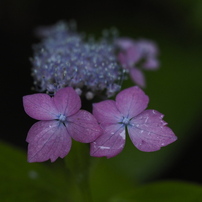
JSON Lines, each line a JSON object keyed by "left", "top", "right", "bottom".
{"left": 86, "top": 91, "right": 94, "bottom": 100}
{"left": 75, "top": 88, "right": 82, "bottom": 96}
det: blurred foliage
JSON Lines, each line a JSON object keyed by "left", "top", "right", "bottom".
{"left": 109, "top": 181, "right": 202, "bottom": 202}
{"left": 2, "top": 141, "right": 202, "bottom": 201}
{"left": 0, "top": 142, "right": 69, "bottom": 201}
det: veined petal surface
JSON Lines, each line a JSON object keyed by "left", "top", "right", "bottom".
{"left": 93, "top": 100, "right": 122, "bottom": 124}
{"left": 90, "top": 124, "right": 125, "bottom": 158}
{"left": 128, "top": 110, "right": 177, "bottom": 152}
{"left": 67, "top": 110, "right": 102, "bottom": 143}
{"left": 23, "top": 93, "right": 58, "bottom": 120}
{"left": 53, "top": 87, "right": 81, "bottom": 116}
{"left": 116, "top": 86, "right": 149, "bottom": 118}
{"left": 26, "top": 120, "right": 72, "bottom": 162}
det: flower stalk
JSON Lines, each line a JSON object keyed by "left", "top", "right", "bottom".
{"left": 65, "top": 141, "right": 92, "bottom": 202}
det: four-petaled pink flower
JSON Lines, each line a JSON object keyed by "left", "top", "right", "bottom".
{"left": 116, "top": 38, "right": 159, "bottom": 87}
{"left": 90, "top": 86, "right": 177, "bottom": 158}
{"left": 23, "top": 87, "right": 102, "bottom": 162}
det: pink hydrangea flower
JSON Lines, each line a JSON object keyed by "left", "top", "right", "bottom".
{"left": 23, "top": 87, "right": 102, "bottom": 162}
{"left": 116, "top": 38, "right": 159, "bottom": 87}
{"left": 90, "top": 86, "right": 177, "bottom": 158}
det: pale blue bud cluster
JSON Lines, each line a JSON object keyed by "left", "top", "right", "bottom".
{"left": 31, "top": 21, "right": 124, "bottom": 99}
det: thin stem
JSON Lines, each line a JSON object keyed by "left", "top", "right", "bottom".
{"left": 65, "top": 141, "right": 92, "bottom": 202}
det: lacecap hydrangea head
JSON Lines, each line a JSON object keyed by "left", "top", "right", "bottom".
{"left": 31, "top": 21, "right": 125, "bottom": 99}
{"left": 23, "top": 21, "right": 177, "bottom": 163}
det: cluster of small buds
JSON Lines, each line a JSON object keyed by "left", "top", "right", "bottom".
{"left": 31, "top": 21, "right": 125, "bottom": 99}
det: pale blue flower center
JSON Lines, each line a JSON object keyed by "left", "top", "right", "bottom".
{"left": 58, "top": 114, "right": 66, "bottom": 122}
{"left": 121, "top": 117, "right": 130, "bottom": 125}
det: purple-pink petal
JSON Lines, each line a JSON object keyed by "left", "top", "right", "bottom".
{"left": 53, "top": 87, "right": 81, "bottom": 117}
{"left": 117, "top": 52, "right": 129, "bottom": 69}
{"left": 90, "top": 124, "right": 125, "bottom": 158}
{"left": 23, "top": 93, "right": 58, "bottom": 120}
{"left": 137, "top": 39, "right": 159, "bottom": 56}
{"left": 116, "top": 86, "right": 149, "bottom": 118}
{"left": 93, "top": 100, "right": 122, "bottom": 124}
{"left": 128, "top": 110, "right": 177, "bottom": 152}
{"left": 67, "top": 110, "right": 102, "bottom": 143}
{"left": 26, "top": 120, "right": 72, "bottom": 162}
{"left": 129, "top": 68, "right": 146, "bottom": 88}
{"left": 118, "top": 46, "right": 141, "bottom": 68}
{"left": 116, "top": 38, "right": 142, "bottom": 68}
{"left": 115, "top": 38, "right": 135, "bottom": 50}
{"left": 142, "top": 58, "right": 159, "bottom": 70}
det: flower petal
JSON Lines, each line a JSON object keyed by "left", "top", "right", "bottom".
{"left": 129, "top": 68, "right": 146, "bottom": 87}
{"left": 53, "top": 87, "right": 81, "bottom": 116}
{"left": 118, "top": 46, "right": 141, "bottom": 67}
{"left": 115, "top": 38, "right": 135, "bottom": 50}
{"left": 116, "top": 38, "right": 142, "bottom": 68}
{"left": 142, "top": 57, "right": 159, "bottom": 70}
{"left": 26, "top": 120, "right": 72, "bottom": 162}
{"left": 128, "top": 110, "right": 177, "bottom": 152}
{"left": 23, "top": 93, "right": 58, "bottom": 120}
{"left": 93, "top": 100, "right": 122, "bottom": 124}
{"left": 137, "top": 39, "right": 159, "bottom": 57}
{"left": 90, "top": 124, "right": 125, "bottom": 158}
{"left": 116, "top": 86, "right": 149, "bottom": 118}
{"left": 117, "top": 52, "right": 130, "bottom": 69}
{"left": 67, "top": 110, "right": 102, "bottom": 143}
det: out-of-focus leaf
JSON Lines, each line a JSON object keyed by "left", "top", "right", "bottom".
{"left": 110, "top": 181, "right": 202, "bottom": 202}
{"left": 90, "top": 158, "right": 135, "bottom": 202}
{"left": 0, "top": 141, "right": 69, "bottom": 202}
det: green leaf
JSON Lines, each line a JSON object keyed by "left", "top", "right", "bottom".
{"left": 90, "top": 158, "right": 135, "bottom": 202}
{"left": 110, "top": 181, "right": 202, "bottom": 202}
{"left": 0, "top": 141, "right": 69, "bottom": 201}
